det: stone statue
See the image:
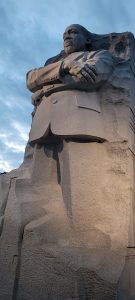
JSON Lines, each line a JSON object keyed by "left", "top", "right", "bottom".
{"left": 0, "top": 24, "right": 135, "bottom": 300}
{"left": 27, "top": 24, "right": 114, "bottom": 144}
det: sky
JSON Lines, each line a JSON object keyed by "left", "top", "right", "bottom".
{"left": 0, "top": 0, "right": 135, "bottom": 172}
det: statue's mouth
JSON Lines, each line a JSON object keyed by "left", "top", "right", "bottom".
{"left": 64, "top": 39, "right": 72, "bottom": 46}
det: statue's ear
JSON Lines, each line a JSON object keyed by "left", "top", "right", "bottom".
{"left": 85, "top": 37, "right": 92, "bottom": 47}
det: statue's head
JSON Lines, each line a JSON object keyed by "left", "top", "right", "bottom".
{"left": 63, "top": 24, "right": 91, "bottom": 54}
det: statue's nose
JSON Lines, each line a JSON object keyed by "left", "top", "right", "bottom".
{"left": 64, "top": 32, "right": 71, "bottom": 41}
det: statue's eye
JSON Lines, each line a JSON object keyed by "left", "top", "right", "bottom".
{"left": 71, "top": 30, "right": 77, "bottom": 34}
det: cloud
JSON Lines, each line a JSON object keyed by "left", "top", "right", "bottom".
{"left": 3, "top": 141, "right": 25, "bottom": 153}
{"left": 0, "top": 120, "right": 30, "bottom": 172}
{"left": 0, "top": 159, "right": 14, "bottom": 173}
{"left": 11, "top": 121, "right": 30, "bottom": 142}
{"left": 0, "top": 121, "right": 29, "bottom": 148}
{"left": 0, "top": 127, "right": 27, "bottom": 154}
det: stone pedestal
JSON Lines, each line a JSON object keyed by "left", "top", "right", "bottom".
{"left": 0, "top": 138, "right": 133, "bottom": 299}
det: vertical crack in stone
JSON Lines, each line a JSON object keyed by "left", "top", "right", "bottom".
{"left": 12, "top": 227, "right": 24, "bottom": 300}
{"left": 58, "top": 141, "right": 73, "bottom": 221}
{"left": 0, "top": 177, "right": 12, "bottom": 237}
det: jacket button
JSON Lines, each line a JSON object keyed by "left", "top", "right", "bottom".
{"left": 52, "top": 99, "right": 57, "bottom": 104}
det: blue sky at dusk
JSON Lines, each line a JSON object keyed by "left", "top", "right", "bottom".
{"left": 0, "top": 0, "right": 135, "bottom": 171}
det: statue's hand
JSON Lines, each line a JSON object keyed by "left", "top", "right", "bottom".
{"left": 63, "top": 61, "right": 97, "bottom": 83}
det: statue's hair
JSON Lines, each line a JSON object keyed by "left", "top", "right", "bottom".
{"left": 69, "top": 24, "right": 91, "bottom": 38}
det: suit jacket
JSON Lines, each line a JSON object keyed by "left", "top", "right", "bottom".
{"left": 27, "top": 50, "right": 114, "bottom": 144}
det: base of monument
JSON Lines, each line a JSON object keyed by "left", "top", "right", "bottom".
{"left": 0, "top": 140, "right": 133, "bottom": 299}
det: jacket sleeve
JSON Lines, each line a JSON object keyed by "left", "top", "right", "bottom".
{"left": 86, "top": 50, "right": 115, "bottom": 84}
{"left": 26, "top": 61, "right": 63, "bottom": 92}
{"left": 60, "top": 50, "right": 115, "bottom": 88}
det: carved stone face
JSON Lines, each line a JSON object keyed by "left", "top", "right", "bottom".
{"left": 63, "top": 24, "right": 89, "bottom": 54}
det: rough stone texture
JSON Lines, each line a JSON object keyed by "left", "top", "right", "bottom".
{"left": 0, "top": 26, "right": 135, "bottom": 299}
{"left": 0, "top": 140, "right": 133, "bottom": 299}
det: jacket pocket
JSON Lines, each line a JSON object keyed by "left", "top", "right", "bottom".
{"left": 76, "top": 91, "right": 101, "bottom": 113}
